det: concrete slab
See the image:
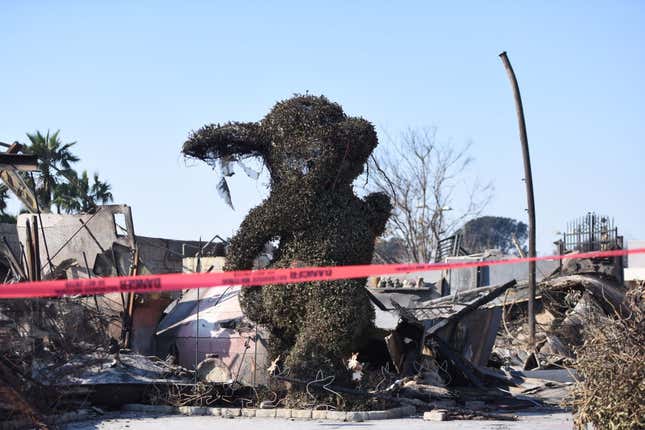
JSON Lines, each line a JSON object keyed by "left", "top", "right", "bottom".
{"left": 60, "top": 411, "right": 575, "bottom": 429}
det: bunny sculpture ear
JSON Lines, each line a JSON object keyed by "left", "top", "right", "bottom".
{"left": 182, "top": 121, "right": 268, "bottom": 164}
{"left": 183, "top": 121, "right": 268, "bottom": 209}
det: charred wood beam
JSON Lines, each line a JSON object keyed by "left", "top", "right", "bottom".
{"left": 29, "top": 171, "right": 53, "bottom": 272}
{"left": 1, "top": 236, "right": 26, "bottom": 280}
{"left": 364, "top": 287, "right": 389, "bottom": 311}
{"left": 427, "top": 280, "right": 517, "bottom": 336}
{"left": 24, "top": 219, "right": 34, "bottom": 281}
{"left": 32, "top": 216, "right": 41, "bottom": 281}
{"left": 0, "top": 153, "right": 38, "bottom": 171}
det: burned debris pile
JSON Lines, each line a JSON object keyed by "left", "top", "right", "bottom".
{"left": 350, "top": 240, "right": 642, "bottom": 425}
{"left": 493, "top": 273, "right": 627, "bottom": 370}
{"left": 0, "top": 240, "right": 640, "bottom": 426}
{"left": 0, "top": 204, "right": 224, "bottom": 425}
{"left": 0, "top": 296, "right": 112, "bottom": 426}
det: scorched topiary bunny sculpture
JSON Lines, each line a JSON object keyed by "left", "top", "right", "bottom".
{"left": 182, "top": 95, "right": 391, "bottom": 382}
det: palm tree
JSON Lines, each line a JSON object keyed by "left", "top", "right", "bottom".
{"left": 52, "top": 180, "right": 79, "bottom": 214}
{"left": 26, "top": 130, "right": 79, "bottom": 209}
{"left": 0, "top": 184, "right": 9, "bottom": 215}
{"left": 0, "top": 184, "right": 17, "bottom": 223}
{"left": 89, "top": 172, "right": 113, "bottom": 208}
{"left": 0, "top": 184, "right": 21, "bottom": 223}
{"left": 53, "top": 170, "right": 113, "bottom": 214}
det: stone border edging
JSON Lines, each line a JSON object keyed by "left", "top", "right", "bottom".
{"left": 0, "top": 404, "right": 415, "bottom": 429}
{"left": 122, "top": 403, "right": 416, "bottom": 422}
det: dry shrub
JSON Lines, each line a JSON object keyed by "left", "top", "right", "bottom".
{"left": 571, "top": 283, "right": 644, "bottom": 430}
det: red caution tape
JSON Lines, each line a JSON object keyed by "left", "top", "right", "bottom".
{"left": 0, "top": 248, "right": 643, "bottom": 299}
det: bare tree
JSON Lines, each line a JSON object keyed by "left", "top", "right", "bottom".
{"left": 365, "top": 127, "right": 492, "bottom": 263}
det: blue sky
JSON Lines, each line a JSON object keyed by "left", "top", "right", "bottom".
{"left": 1, "top": 1, "right": 643, "bottom": 255}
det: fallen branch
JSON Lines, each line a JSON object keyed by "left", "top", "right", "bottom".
{"left": 272, "top": 374, "right": 423, "bottom": 407}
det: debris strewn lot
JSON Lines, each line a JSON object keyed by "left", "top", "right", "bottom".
{"left": 0, "top": 107, "right": 642, "bottom": 429}
{"left": 3, "top": 252, "right": 640, "bottom": 428}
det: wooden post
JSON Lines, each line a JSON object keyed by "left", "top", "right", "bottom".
{"left": 499, "top": 51, "right": 537, "bottom": 350}
{"left": 124, "top": 246, "right": 139, "bottom": 348}
{"left": 31, "top": 216, "right": 40, "bottom": 281}
{"left": 24, "top": 219, "right": 34, "bottom": 281}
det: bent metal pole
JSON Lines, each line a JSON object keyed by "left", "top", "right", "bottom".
{"left": 499, "top": 51, "right": 537, "bottom": 350}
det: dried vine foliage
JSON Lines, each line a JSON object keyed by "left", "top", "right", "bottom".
{"left": 183, "top": 95, "right": 391, "bottom": 382}
{"left": 571, "top": 283, "right": 644, "bottom": 430}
